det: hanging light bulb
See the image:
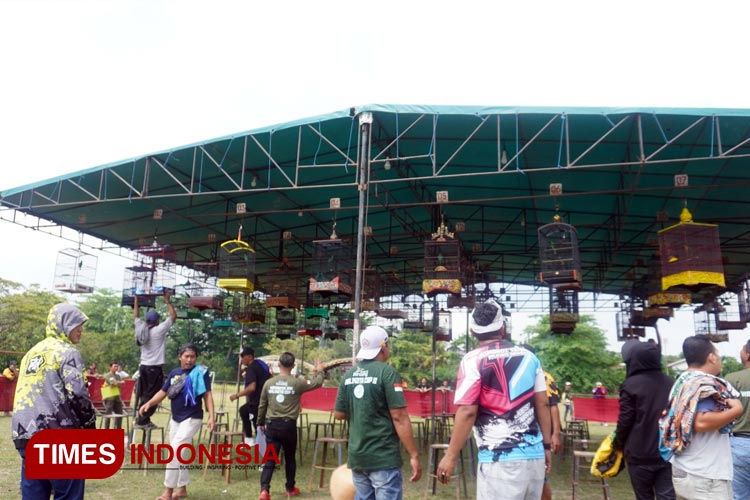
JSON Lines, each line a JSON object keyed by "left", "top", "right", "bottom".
{"left": 251, "top": 175, "right": 258, "bottom": 187}
{"left": 384, "top": 156, "right": 392, "bottom": 170}
{"left": 501, "top": 148, "right": 508, "bottom": 165}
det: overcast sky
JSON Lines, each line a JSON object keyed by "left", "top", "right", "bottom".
{"left": 1, "top": 0, "right": 748, "bottom": 358}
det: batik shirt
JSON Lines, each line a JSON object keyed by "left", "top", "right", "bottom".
{"left": 454, "top": 340, "right": 546, "bottom": 463}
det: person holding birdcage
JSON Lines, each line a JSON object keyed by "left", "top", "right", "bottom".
{"left": 134, "top": 290, "right": 176, "bottom": 428}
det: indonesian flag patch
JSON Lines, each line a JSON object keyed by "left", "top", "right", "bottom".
{"left": 393, "top": 384, "right": 403, "bottom": 392}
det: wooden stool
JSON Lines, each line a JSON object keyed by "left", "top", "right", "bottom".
{"left": 571, "top": 439, "right": 610, "bottom": 500}
{"left": 425, "top": 443, "right": 467, "bottom": 499}
{"left": 99, "top": 413, "right": 131, "bottom": 437}
{"left": 308, "top": 437, "right": 347, "bottom": 491}
{"left": 131, "top": 424, "right": 165, "bottom": 475}
{"left": 305, "top": 421, "right": 332, "bottom": 453}
{"left": 203, "top": 430, "right": 246, "bottom": 484}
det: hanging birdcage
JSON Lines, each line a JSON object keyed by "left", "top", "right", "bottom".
{"left": 658, "top": 207, "right": 725, "bottom": 292}
{"left": 276, "top": 308, "right": 298, "bottom": 325}
{"left": 211, "top": 312, "right": 234, "bottom": 328}
{"left": 694, "top": 300, "right": 729, "bottom": 342}
{"left": 616, "top": 309, "right": 646, "bottom": 341}
{"left": 322, "top": 317, "right": 340, "bottom": 340}
{"left": 403, "top": 294, "right": 426, "bottom": 330}
{"left": 634, "top": 255, "right": 692, "bottom": 308}
{"left": 734, "top": 274, "right": 750, "bottom": 323}
{"left": 218, "top": 228, "right": 256, "bottom": 293}
{"left": 230, "top": 293, "right": 266, "bottom": 324}
{"left": 361, "top": 268, "right": 381, "bottom": 311}
{"left": 376, "top": 273, "right": 410, "bottom": 319}
{"left": 549, "top": 285, "right": 579, "bottom": 334}
{"left": 711, "top": 293, "right": 747, "bottom": 331}
{"left": 186, "top": 274, "right": 225, "bottom": 311}
{"left": 422, "top": 215, "right": 463, "bottom": 297}
{"left": 309, "top": 234, "right": 353, "bottom": 298}
{"left": 263, "top": 260, "right": 306, "bottom": 309}
{"left": 121, "top": 241, "right": 176, "bottom": 306}
{"left": 538, "top": 215, "right": 582, "bottom": 288}
{"left": 54, "top": 248, "right": 97, "bottom": 293}
{"left": 333, "top": 308, "right": 355, "bottom": 330}
{"left": 435, "top": 309, "right": 452, "bottom": 342}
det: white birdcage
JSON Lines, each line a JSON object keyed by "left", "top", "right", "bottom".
{"left": 53, "top": 248, "right": 97, "bottom": 293}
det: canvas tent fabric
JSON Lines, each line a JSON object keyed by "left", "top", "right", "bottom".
{"left": 3, "top": 104, "right": 750, "bottom": 306}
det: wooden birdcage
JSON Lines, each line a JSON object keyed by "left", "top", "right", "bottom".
{"left": 275, "top": 308, "right": 299, "bottom": 325}
{"left": 263, "top": 260, "right": 306, "bottom": 309}
{"left": 658, "top": 207, "right": 725, "bottom": 291}
{"left": 361, "top": 268, "right": 381, "bottom": 311}
{"left": 122, "top": 241, "right": 176, "bottom": 306}
{"left": 309, "top": 237, "right": 353, "bottom": 298}
{"left": 422, "top": 216, "right": 463, "bottom": 297}
{"left": 538, "top": 216, "right": 582, "bottom": 288}
{"left": 186, "top": 274, "right": 225, "bottom": 311}
{"left": 218, "top": 228, "right": 256, "bottom": 293}
{"left": 54, "top": 248, "right": 97, "bottom": 293}
{"left": 549, "top": 285, "right": 579, "bottom": 334}
{"left": 230, "top": 293, "right": 266, "bottom": 325}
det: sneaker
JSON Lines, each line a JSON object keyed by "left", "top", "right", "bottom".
{"left": 259, "top": 490, "right": 271, "bottom": 500}
{"left": 285, "top": 487, "right": 300, "bottom": 497}
{"left": 244, "top": 437, "right": 256, "bottom": 446}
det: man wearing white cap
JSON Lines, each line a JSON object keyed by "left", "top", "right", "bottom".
{"left": 436, "top": 299, "right": 552, "bottom": 500}
{"left": 334, "top": 326, "right": 422, "bottom": 499}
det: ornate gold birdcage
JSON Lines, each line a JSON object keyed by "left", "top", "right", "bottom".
{"left": 658, "top": 207, "right": 725, "bottom": 292}
{"left": 422, "top": 216, "right": 463, "bottom": 297}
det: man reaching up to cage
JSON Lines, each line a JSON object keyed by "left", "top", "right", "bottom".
{"left": 134, "top": 290, "right": 176, "bottom": 427}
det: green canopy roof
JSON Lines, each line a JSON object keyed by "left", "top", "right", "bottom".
{"left": 3, "top": 104, "right": 750, "bottom": 307}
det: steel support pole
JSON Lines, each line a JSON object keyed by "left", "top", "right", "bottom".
{"left": 353, "top": 112, "right": 373, "bottom": 363}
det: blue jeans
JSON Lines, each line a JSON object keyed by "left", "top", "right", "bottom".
{"left": 731, "top": 436, "right": 750, "bottom": 500}
{"left": 18, "top": 447, "right": 85, "bottom": 500}
{"left": 352, "top": 467, "right": 403, "bottom": 500}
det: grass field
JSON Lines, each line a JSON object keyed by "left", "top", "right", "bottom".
{"left": 0, "top": 386, "right": 635, "bottom": 499}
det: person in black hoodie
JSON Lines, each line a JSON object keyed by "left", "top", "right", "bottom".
{"left": 613, "top": 340, "right": 676, "bottom": 500}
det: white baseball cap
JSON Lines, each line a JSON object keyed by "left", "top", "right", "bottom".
{"left": 356, "top": 326, "right": 389, "bottom": 360}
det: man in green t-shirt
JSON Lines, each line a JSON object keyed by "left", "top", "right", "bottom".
{"left": 334, "top": 326, "right": 422, "bottom": 499}
{"left": 257, "top": 352, "right": 324, "bottom": 499}
{"left": 724, "top": 339, "right": 750, "bottom": 499}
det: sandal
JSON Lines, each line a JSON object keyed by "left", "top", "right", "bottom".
{"left": 172, "top": 488, "right": 188, "bottom": 499}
